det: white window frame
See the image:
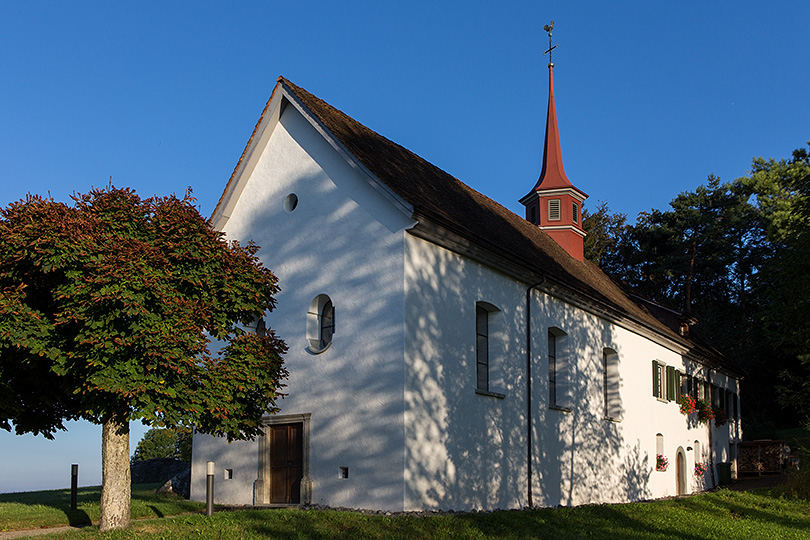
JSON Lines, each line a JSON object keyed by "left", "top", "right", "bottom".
{"left": 652, "top": 360, "right": 666, "bottom": 401}
{"left": 306, "top": 294, "right": 334, "bottom": 354}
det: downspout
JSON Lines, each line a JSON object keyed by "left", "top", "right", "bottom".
{"left": 708, "top": 370, "right": 717, "bottom": 488}
{"left": 526, "top": 276, "right": 546, "bottom": 508}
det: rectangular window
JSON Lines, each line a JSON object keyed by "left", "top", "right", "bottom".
{"left": 549, "top": 329, "right": 571, "bottom": 409}
{"left": 549, "top": 331, "right": 557, "bottom": 406}
{"left": 572, "top": 201, "right": 579, "bottom": 224}
{"left": 652, "top": 361, "right": 665, "bottom": 400}
{"left": 711, "top": 384, "right": 721, "bottom": 409}
{"left": 603, "top": 349, "right": 621, "bottom": 420}
{"left": 725, "top": 390, "right": 732, "bottom": 417}
{"left": 548, "top": 199, "right": 561, "bottom": 221}
{"left": 529, "top": 204, "right": 537, "bottom": 223}
{"left": 732, "top": 392, "right": 738, "bottom": 420}
{"left": 603, "top": 352, "right": 608, "bottom": 413}
{"left": 476, "top": 305, "right": 489, "bottom": 391}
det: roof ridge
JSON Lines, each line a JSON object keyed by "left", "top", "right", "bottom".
{"left": 278, "top": 77, "right": 464, "bottom": 185}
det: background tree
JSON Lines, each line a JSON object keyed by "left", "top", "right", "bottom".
{"left": 0, "top": 187, "right": 287, "bottom": 531}
{"left": 131, "top": 426, "right": 193, "bottom": 463}
{"left": 743, "top": 145, "right": 810, "bottom": 427}
{"left": 587, "top": 145, "right": 810, "bottom": 434}
{"left": 582, "top": 200, "right": 627, "bottom": 269}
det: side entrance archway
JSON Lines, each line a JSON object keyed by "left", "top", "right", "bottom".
{"left": 676, "top": 447, "right": 687, "bottom": 495}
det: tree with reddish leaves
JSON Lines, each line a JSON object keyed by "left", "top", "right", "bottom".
{"left": 0, "top": 187, "right": 287, "bottom": 531}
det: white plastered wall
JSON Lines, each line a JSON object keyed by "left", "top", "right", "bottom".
{"left": 191, "top": 101, "right": 413, "bottom": 509}
{"left": 403, "top": 235, "right": 736, "bottom": 510}
{"left": 403, "top": 235, "right": 528, "bottom": 511}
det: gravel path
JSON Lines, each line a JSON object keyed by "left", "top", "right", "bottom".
{"left": 0, "top": 524, "right": 91, "bottom": 539}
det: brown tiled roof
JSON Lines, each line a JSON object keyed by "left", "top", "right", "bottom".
{"left": 267, "top": 77, "right": 737, "bottom": 375}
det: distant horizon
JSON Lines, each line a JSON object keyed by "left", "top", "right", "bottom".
{"left": 0, "top": 421, "right": 151, "bottom": 494}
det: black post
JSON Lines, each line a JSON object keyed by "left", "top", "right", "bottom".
{"left": 206, "top": 461, "right": 214, "bottom": 516}
{"left": 70, "top": 464, "right": 78, "bottom": 510}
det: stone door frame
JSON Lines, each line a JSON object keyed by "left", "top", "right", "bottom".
{"left": 254, "top": 413, "right": 313, "bottom": 505}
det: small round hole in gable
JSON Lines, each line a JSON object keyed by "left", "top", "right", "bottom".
{"left": 283, "top": 193, "right": 299, "bottom": 212}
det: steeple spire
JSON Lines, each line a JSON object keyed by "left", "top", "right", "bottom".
{"left": 519, "top": 22, "right": 588, "bottom": 262}
{"left": 533, "top": 61, "right": 574, "bottom": 192}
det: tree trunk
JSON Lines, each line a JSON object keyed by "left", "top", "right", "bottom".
{"left": 99, "top": 413, "right": 131, "bottom": 531}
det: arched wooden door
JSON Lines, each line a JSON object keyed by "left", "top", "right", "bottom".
{"left": 676, "top": 449, "right": 686, "bottom": 495}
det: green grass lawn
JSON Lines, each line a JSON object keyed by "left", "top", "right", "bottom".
{"left": 0, "top": 483, "right": 202, "bottom": 532}
{"left": 1, "top": 485, "right": 809, "bottom": 540}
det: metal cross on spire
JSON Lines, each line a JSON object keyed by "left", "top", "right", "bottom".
{"left": 543, "top": 21, "right": 557, "bottom": 65}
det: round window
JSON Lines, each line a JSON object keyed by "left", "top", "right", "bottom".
{"left": 283, "top": 193, "right": 299, "bottom": 212}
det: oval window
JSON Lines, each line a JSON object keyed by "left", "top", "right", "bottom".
{"left": 283, "top": 193, "right": 299, "bottom": 212}
{"left": 307, "top": 294, "right": 334, "bottom": 353}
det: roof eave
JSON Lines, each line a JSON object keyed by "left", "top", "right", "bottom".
{"left": 408, "top": 211, "right": 739, "bottom": 377}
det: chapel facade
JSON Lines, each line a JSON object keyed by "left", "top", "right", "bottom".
{"left": 190, "top": 71, "right": 742, "bottom": 510}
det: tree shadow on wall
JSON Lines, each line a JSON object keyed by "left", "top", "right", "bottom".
{"left": 402, "top": 243, "right": 653, "bottom": 511}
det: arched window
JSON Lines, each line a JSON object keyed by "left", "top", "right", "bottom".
{"left": 603, "top": 348, "right": 621, "bottom": 420}
{"left": 694, "top": 440, "right": 701, "bottom": 463}
{"left": 307, "top": 294, "right": 334, "bottom": 353}
{"left": 656, "top": 433, "right": 665, "bottom": 471}
{"left": 548, "top": 328, "right": 571, "bottom": 410}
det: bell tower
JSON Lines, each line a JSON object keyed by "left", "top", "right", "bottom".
{"left": 519, "top": 21, "right": 588, "bottom": 262}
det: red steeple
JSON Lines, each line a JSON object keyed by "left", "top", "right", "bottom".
{"left": 519, "top": 44, "right": 588, "bottom": 262}
{"left": 532, "top": 64, "right": 578, "bottom": 192}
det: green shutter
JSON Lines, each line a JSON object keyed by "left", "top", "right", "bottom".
{"left": 652, "top": 360, "right": 659, "bottom": 398}
{"left": 666, "top": 366, "right": 676, "bottom": 401}
{"left": 675, "top": 370, "right": 682, "bottom": 400}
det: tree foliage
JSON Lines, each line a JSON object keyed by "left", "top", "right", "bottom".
{"left": 582, "top": 200, "right": 627, "bottom": 269}
{"left": 0, "top": 186, "right": 287, "bottom": 529}
{"left": 588, "top": 143, "right": 810, "bottom": 431}
{"left": 131, "top": 426, "right": 192, "bottom": 463}
{"left": 744, "top": 146, "right": 810, "bottom": 422}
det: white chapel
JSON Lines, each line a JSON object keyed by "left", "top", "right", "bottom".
{"left": 190, "top": 65, "right": 742, "bottom": 510}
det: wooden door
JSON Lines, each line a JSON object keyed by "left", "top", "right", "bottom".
{"left": 269, "top": 423, "right": 303, "bottom": 504}
{"left": 676, "top": 451, "right": 684, "bottom": 495}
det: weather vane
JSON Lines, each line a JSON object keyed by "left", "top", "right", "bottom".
{"left": 543, "top": 21, "right": 556, "bottom": 64}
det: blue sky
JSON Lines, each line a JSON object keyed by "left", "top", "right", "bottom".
{"left": 1, "top": 2, "right": 808, "bottom": 493}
